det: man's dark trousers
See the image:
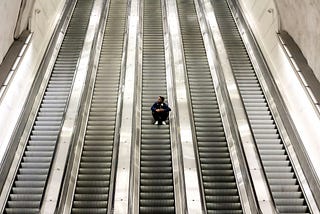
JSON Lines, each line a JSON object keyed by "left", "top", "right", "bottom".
{"left": 152, "top": 111, "right": 169, "bottom": 122}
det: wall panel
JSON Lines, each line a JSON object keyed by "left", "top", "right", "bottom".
{"left": 0, "top": 0, "right": 22, "bottom": 63}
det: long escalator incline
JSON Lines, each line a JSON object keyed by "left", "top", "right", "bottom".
{"left": 4, "top": 0, "right": 94, "bottom": 213}
{"left": 140, "top": 0, "right": 175, "bottom": 213}
{"left": 71, "top": 0, "right": 127, "bottom": 213}
{"left": 176, "top": 0, "right": 242, "bottom": 213}
{"left": 212, "top": 0, "right": 310, "bottom": 213}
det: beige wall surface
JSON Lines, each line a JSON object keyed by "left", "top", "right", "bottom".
{"left": 0, "top": 0, "right": 67, "bottom": 168}
{"left": 276, "top": 0, "right": 320, "bottom": 81}
{"left": 0, "top": 0, "right": 23, "bottom": 63}
{"left": 237, "top": 0, "right": 320, "bottom": 203}
{"left": 0, "top": 0, "right": 64, "bottom": 64}
{"left": 14, "top": 0, "right": 35, "bottom": 38}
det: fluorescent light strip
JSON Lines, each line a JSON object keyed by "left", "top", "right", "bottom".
{"left": 298, "top": 71, "right": 308, "bottom": 86}
{"left": 306, "top": 86, "right": 318, "bottom": 104}
{"left": 278, "top": 34, "right": 320, "bottom": 113}
{"left": 0, "top": 86, "right": 6, "bottom": 98}
{"left": 290, "top": 58, "right": 300, "bottom": 71}
{"left": 278, "top": 35, "right": 285, "bottom": 45}
{"left": 284, "top": 45, "right": 292, "bottom": 57}
{"left": 25, "top": 33, "right": 33, "bottom": 44}
{"left": 3, "top": 70, "right": 14, "bottom": 86}
{"left": 11, "top": 57, "right": 21, "bottom": 71}
{"left": 19, "top": 44, "right": 28, "bottom": 57}
{"left": 0, "top": 33, "right": 33, "bottom": 99}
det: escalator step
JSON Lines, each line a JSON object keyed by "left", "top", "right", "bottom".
{"left": 4, "top": 2, "right": 94, "bottom": 212}
{"left": 177, "top": 0, "right": 242, "bottom": 212}
{"left": 212, "top": 0, "right": 310, "bottom": 212}
{"left": 139, "top": 0, "right": 175, "bottom": 212}
{"left": 71, "top": 0, "right": 127, "bottom": 212}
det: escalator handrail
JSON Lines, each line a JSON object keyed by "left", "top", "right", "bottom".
{"left": 0, "top": 0, "right": 79, "bottom": 211}
{"left": 199, "top": 0, "right": 279, "bottom": 212}
{"left": 226, "top": 0, "right": 320, "bottom": 212}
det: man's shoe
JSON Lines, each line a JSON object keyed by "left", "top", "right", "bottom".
{"left": 154, "top": 121, "right": 159, "bottom": 125}
{"left": 162, "top": 121, "right": 166, "bottom": 125}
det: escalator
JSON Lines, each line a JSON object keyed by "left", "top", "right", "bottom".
{"left": 70, "top": 0, "right": 128, "bottom": 212}
{"left": 2, "top": 0, "right": 94, "bottom": 213}
{"left": 139, "top": 0, "right": 175, "bottom": 213}
{"left": 176, "top": 0, "right": 243, "bottom": 213}
{"left": 212, "top": 0, "right": 310, "bottom": 213}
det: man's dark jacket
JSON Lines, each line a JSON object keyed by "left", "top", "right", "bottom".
{"left": 151, "top": 102, "right": 171, "bottom": 112}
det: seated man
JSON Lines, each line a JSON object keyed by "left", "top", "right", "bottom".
{"left": 151, "top": 96, "right": 171, "bottom": 125}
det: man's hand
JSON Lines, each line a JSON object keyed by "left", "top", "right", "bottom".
{"left": 156, "top": 109, "right": 164, "bottom": 112}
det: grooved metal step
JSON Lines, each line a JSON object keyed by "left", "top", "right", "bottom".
{"left": 139, "top": 0, "right": 175, "bottom": 213}
{"left": 176, "top": 0, "right": 242, "bottom": 213}
{"left": 71, "top": 0, "right": 127, "bottom": 213}
{"left": 4, "top": 0, "right": 94, "bottom": 213}
{"left": 212, "top": 0, "right": 310, "bottom": 213}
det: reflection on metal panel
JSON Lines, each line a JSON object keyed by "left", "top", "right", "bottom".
{"left": 0, "top": 0, "right": 94, "bottom": 212}
{"left": 213, "top": 0, "right": 312, "bottom": 213}
{"left": 176, "top": 0, "right": 243, "bottom": 212}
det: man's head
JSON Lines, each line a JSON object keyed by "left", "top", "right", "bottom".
{"left": 157, "top": 96, "right": 165, "bottom": 103}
